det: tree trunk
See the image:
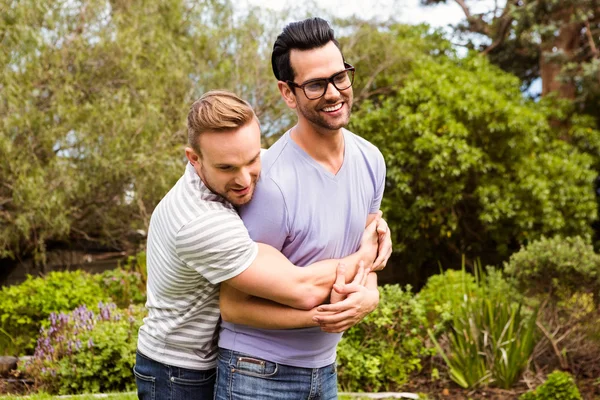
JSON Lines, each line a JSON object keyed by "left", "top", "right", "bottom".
{"left": 540, "top": 15, "right": 581, "bottom": 99}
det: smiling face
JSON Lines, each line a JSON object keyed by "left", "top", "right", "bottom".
{"left": 185, "top": 119, "right": 262, "bottom": 206}
{"left": 283, "top": 41, "right": 353, "bottom": 134}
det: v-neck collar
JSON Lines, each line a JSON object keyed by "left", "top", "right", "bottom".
{"left": 286, "top": 129, "right": 348, "bottom": 180}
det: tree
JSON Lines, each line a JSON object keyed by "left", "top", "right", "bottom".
{"left": 421, "top": 0, "right": 600, "bottom": 102}
{"left": 350, "top": 38, "right": 600, "bottom": 274}
{"left": 0, "top": 0, "right": 285, "bottom": 268}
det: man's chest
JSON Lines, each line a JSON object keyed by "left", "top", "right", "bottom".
{"left": 279, "top": 164, "right": 376, "bottom": 265}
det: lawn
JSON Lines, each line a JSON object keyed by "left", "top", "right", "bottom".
{"left": 0, "top": 393, "right": 137, "bottom": 400}
{"left": 0, "top": 393, "right": 413, "bottom": 400}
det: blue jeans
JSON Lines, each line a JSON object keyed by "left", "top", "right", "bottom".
{"left": 215, "top": 348, "right": 337, "bottom": 400}
{"left": 133, "top": 350, "right": 216, "bottom": 400}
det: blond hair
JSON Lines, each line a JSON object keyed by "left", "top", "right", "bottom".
{"left": 187, "top": 90, "right": 257, "bottom": 154}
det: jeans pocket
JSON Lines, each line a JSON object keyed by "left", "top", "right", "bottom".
{"left": 133, "top": 365, "right": 156, "bottom": 400}
{"left": 170, "top": 368, "right": 216, "bottom": 400}
{"left": 233, "top": 356, "right": 278, "bottom": 378}
{"left": 170, "top": 371, "right": 216, "bottom": 386}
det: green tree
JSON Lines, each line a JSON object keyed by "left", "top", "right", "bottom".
{"left": 0, "top": 0, "right": 285, "bottom": 267}
{"left": 421, "top": 0, "right": 600, "bottom": 101}
{"left": 350, "top": 46, "right": 600, "bottom": 272}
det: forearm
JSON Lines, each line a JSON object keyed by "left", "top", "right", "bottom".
{"left": 227, "top": 243, "right": 366, "bottom": 310}
{"left": 220, "top": 283, "right": 319, "bottom": 329}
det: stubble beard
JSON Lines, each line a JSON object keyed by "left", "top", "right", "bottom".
{"left": 298, "top": 93, "right": 353, "bottom": 132}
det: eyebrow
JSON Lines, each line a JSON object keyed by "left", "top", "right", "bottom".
{"left": 214, "top": 151, "right": 261, "bottom": 169}
{"left": 299, "top": 68, "right": 347, "bottom": 86}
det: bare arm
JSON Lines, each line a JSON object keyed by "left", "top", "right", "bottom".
{"left": 314, "top": 271, "right": 379, "bottom": 333}
{"left": 219, "top": 283, "right": 320, "bottom": 329}
{"left": 224, "top": 216, "right": 379, "bottom": 310}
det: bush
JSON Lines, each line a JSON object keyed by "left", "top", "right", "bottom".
{"left": 418, "top": 268, "right": 480, "bottom": 331}
{"left": 99, "top": 253, "right": 147, "bottom": 308}
{"left": 419, "top": 264, "right": 520, "bottom": 334}
{"left": 337, "top": 284, "right": 434, "bottom": 392}
{"left": 520, "top": 370, "right": 582, "bottom": 400}
{"left": 429, "top": 268, "right": 538, "bottom": 389}
{"left": 20, "top": 303, "right": 144, "bottom": 394}
{"left": 0, "top": 271, "right": 110, "bottom": 355}
{"left": 504, "top": 236, "right": 600, "bottom": 302}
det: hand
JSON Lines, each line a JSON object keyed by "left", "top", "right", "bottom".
{"left": 313, "top": 264, "right": 379, "bottom": 333}
{"left": 359, "top": 212, "right": 380, "bottom": 267}
{"left": 372, "top": 216, "right": 392, "bottom": 271}
{"left": 329, "top": 262, "right": 349, "bottom": 305}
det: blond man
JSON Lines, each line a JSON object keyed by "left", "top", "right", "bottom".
{"left": 134, "top": 90, "right": 387, "bottom": 400}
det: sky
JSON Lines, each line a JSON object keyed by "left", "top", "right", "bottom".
{"left": 244, "top": 0, "right": 474, "bottom": 28}
{"left": 242, "top": 0, "right": 543, "bottom": 96}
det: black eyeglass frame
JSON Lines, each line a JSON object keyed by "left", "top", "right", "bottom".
{"left": 286, "top": 62, "right": 355, "bottom": 100}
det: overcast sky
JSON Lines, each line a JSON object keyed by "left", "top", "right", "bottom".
{"left": 243, "top": 0, "right": 473, "bottom": 28}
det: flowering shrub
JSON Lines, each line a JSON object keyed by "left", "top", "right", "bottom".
{"left": 0, "top": 271, "right": 109, "bottom": 355}
{"left": 21, "top": 302, "right": 144, "bottom": 394}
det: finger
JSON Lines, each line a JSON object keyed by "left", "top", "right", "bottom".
{"left": 350, "top": 262, "right": 365, "bottom": 285}
{"left": 321, "top": 322, "right": 354, "bottom": 333}
{"left": 334, "top": 282, "right": 367, "bottom": 296}
{"left": 360, "top": 268, "right": 370, "bottom": 286}
{"left": 334, "top": 264, "right": 363, "bottom": 293}
{"left": 334, "top": 263, "right": 346, "bottom": 287}
{"left": 330, "top": 263, "right": 347, "bottom": 304}
{"left": 373, "top": 231, "right": 392, "bottom": 270}
{"left": 376, "top": 217, "right": 388, "bottom": 234}
{"left": 314, "top": 309, "right": 356, "bottom": 325}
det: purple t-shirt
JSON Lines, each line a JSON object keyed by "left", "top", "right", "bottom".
{"left": 219, "top": 128, "right": 386, "bottom": 368}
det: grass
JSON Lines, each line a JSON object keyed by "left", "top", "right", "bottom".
{"left": 0, "top": 393, "right": 136, "bottom": 400}
{"left": 0, "top": 393, "right": 415, "bottom": 400}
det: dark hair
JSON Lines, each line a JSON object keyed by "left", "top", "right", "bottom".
{"left": 271, "top": 17, "right": 342, "bottom": 82}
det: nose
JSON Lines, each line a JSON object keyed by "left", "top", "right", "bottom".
{"left": 235, "top": 167, "right": 252, "bottom": 187}
{"left": 323, "top": 81, "right": 341, "bottom": 100}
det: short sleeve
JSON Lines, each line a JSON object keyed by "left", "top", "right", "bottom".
{"left": 370, "top": 150, "right": 386, "bottom": 213}
{"left": 239, "top": 176, "right": 289, "bottom": 251}
{"left": 175, "top": 209, "right": 258, "bottom": 285}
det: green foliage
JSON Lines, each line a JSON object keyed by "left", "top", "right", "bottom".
{"left": 22, "top": 303, "right": 144, "bottom": 395}
{"left": 99, "top": 252, "right": 147, "bottom": 308}
{"left": 351, "top": 52, "right": 599, "bottom": 272}
{"left": 418, "top": 268, "right": 479, "bottom": 329}
{"left": 0, "top": 271, "right": 109, "bottom": 355}
{"left": 337, "top": 284, "right": 434, "bottom": 392}
{"left": 0, "top": 0, "right": 288, "bottom": 263}
{"left": 519, "top": 371, "right": 582, "bottom": 400}
{"left": 504, "top": 236, "right": 600, "bottom": 302}
{"left": 429, "top": 268, "right": 538, "bottom": 389}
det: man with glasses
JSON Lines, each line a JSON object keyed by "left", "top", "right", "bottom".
{"left": 215, "top": 17, "right": 388, "bottom": 399}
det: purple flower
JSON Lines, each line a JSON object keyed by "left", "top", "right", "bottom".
{"left": 88, "top": 338, "right": 94, "bottom": 348}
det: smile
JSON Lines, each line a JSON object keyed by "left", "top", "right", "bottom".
{"left": 322, "top": 103, "right": 343, "bottom": 112}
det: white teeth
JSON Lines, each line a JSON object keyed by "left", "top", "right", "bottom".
{"left": 323, "top": 103, "right": 343, "bottom": 112}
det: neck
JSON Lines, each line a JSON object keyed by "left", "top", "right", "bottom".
{"left": 291, "top": 121, "right": 345, "bottom": 174}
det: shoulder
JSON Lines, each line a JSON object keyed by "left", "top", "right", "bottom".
{"left": 345, "top": 129, "right": 385, "bottom": 170}
{"left": 177, "top": 207, "right": 246, "bottom": 242}
{"left": 260, "top": 131, "right": 293, "bottom": 176}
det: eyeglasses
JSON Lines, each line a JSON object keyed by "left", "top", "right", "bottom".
{"left": 286, "top": 63, "right": 355, "bottom": 100}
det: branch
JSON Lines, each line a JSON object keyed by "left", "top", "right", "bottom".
{"left": 482, "top": 14, "right": 514, "bottom": 55}
{"left": 585, "top": 20, "right": 599, "bottom": 58}
{"left": 536, "top": 319, "right": 570, "bottom": 370}
{"left": 454, "top": 0, "right": 472, "bottom": 19}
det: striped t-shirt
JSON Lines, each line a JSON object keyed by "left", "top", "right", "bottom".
{"left": 137, "top": 162, "right": 258, "bottom": 370}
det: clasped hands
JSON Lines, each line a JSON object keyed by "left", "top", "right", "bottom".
{"left": 313, "top": 213, "right": 392, "bottom": 333}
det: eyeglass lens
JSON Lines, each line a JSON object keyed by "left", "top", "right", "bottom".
{"left": 304, "top": 70, "right": 354, "bottom": 99}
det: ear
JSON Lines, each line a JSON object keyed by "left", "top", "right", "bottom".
{"left": 278, "top": 81, "right": 297, "bottom": 109}
{"left": 185, "top": 146, "right": 201, "bottom": 167}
